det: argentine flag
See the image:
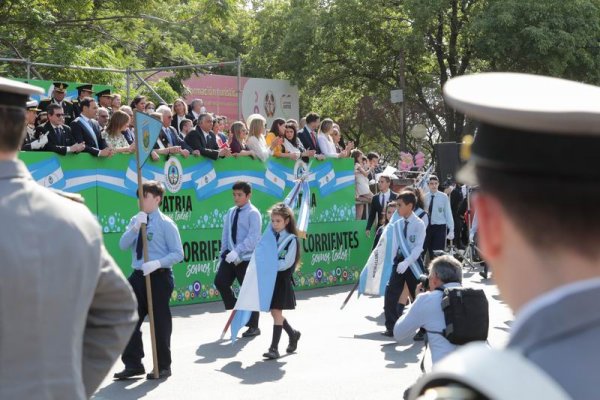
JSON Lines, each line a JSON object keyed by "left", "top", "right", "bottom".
{"left": 358, "top": 212, "right": 401, "bottom": 296}
{"left": 230, "top": 228, "right": 279, "bottom": 341}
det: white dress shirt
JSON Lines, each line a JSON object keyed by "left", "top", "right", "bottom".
{"left": 317, "top": 132, "right": 340, "bottom": 157}
{"left": 246, "top": 135, "right": 272, "bottom": 162}
{"left": 394, "top": 282, "right": 461, "bottom": 364}
{"left": 391, "top": 211, "right": 426, "bottom": 272}
{"left": 425, "top": 191, "right": 454, "bottom": 230}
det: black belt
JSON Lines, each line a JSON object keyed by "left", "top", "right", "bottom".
{"left": 134, "top": 268, "right": 171, "bottom": 274}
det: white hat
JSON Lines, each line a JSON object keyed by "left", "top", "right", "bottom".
{"left": 442, "top": 73, "right": 600, "bottom": 184}
{"left": 0, "top": 77, "right": 44, "bottom": 108}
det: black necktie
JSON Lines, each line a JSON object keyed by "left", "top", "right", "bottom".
{"left": 428, "top": 194, "right": 434, "bottom": 225}
{"left": 403, "top": 220, "right": 409, "bottom": 239}
{"left": 275, "top": 232, "right": 280, "bottom": 242}
{"left": 56, "top": 127, "right": 63, "bottom": 144}
{"left": 136, "top": 214, "right": 149, "bottom": 260}
{"left": 231, "top": 208, "right": 240, "bottom": 245}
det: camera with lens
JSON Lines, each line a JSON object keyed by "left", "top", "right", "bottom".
{"left": 418, "top": 274, "right": 430, "bottom": 291}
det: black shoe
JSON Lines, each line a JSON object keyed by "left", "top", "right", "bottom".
{"left": 479, "top": 270, "right": 488, "bottom": 279}
{"left": 146, "top": 369, "right": 171, "bottom": 380}
{"left": 286, "top": 330, "right": 301, "bottom": 353}
{"left": 242, "top": 327, "right": 261, "bottom": 338}
{"left": 381, "top": 330, "right": 394, "bottom": 337}
{"left": 113, "top": 367, "right": 145, "bottom": 380}
{"left": 263, "top": 347, "right": 280, "bottom": 359}
{"left": 413, "top": 330, "right": 426, "bottom": 341}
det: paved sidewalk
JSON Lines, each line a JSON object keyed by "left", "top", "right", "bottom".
{"left": 93, "top": 270, "right": 512, "bottom": 400}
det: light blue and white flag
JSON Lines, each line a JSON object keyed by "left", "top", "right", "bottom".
{"left": 416, "top": 164, "right": 434, "bottom": 191}
{"left": 230, "top": 228, "right": 280, "bottom": 341}
{"left": 358, "top": 212, "right": 401, "bottom": 296}
{"left": 135, "top": 111, "right": 162, "bottom": 167}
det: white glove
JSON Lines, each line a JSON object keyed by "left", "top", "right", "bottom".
{"left": 142, "top": 260, "right": 161, "bottom": 276}
{"left": 469, "top": 233, "right": 475, "bottom": 242}
{"left": 225, "top": 250, "right": 239, "bottom": 264}
{"left": 396, "top": 261, "right": 408, "bottom": 274}
{"left": 31, "top": 134, "right": 48, "bottom": 150}
{"left": 133, "top": 212, "right": 147, "bottom": 231}
{"left": 447, "top": 231, "right": 455, "bottom": 241}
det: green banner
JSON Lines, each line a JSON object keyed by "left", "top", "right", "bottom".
{"left": 19, "top": 152, "right": 373, "bottom": 306}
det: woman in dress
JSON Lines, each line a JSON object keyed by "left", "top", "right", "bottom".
{"left": 102, "top": 110, "right": 135, "bottom": 153}
{"left": 228, "top": 121, "right": 255, "bottom": 158}
{"left": 245, "top": 115, "right": 282, "bottom": 162}
{"left": 171, "top": 99, "right": 188, "bottom": 134}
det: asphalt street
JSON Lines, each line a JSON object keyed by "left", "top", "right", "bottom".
{"left": 93, "top": 269, "right": 513, "bottom": 400}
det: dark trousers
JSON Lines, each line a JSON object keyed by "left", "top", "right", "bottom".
{"left": 384, "top": 266, "right": 420, "bottom": 332}
{"left": 424, "top": 224, "right": 447, "bottom": 258}
{"left": 214, "top": 260, "right": 259, "bottom": 328}
{"left": 122, "top": 269, "right": 174, "bottom": 371}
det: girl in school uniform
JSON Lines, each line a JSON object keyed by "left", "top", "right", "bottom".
{"left": 263, "top": 203, "right": 302, "bottom": 360}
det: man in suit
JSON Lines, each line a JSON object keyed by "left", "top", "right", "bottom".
{"left": 0, "top": 77, "right": 137, "bottom": 400}
{"left": 297, "top": 112, "right": 322, "bottom": 154}
{"left": 184, "top": 113, "right": 231, "bottom": 160}
{"left": 408, "top": 74, "right": 600, "bottom": 400}
{"left": 38, "top": 104, "right": 85, "bottom": 155}
{"left": 70, "top": 97, "right": 113, "bottom": 157}
{"left": 156, "top": 105, "right": 192, "bottom": 156}
{"left": 186, "top": 98, "right": 206, "bottom": 125}
{"left": 71, "top": 84, "right": 94, "bottom": 119}
{"left": 365, "top": 174, "right": 397, "bottom": 237}
{"left": 38, "top": 81, "right": 75, "bottom": 125}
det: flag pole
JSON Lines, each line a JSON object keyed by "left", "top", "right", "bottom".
{"left": 220, "top": 310, "right": 237, "bottom": 340}
{"left": 340, "top": 281, "right": 360, "bottom": 310}
{"left": 134, "top": 110, "right": 160, "bottom": 379}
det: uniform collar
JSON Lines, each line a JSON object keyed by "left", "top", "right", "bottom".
{"left": 0, "top": 159, "right": 32, "bottom": 181}
{"left": 237, "top": 201, "right": 251, "bottom": 211}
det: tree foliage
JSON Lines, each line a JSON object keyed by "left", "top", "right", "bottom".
{"left": 1, "top": 0, "right": 599, "bottom": 160}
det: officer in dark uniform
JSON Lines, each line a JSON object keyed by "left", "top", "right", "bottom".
{"left": 72, "top": 84, "right": 93, "bottom": 119}
{"left": 96, "top": 88, "right": 114, "bottom": 113}
{"left": 38, "top": 81, "right": 75, "bottom": 124}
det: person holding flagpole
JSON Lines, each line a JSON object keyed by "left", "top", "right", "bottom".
{"left": 262, "top": 203, "right": 302, "bottom": 360}
{"left": 214, "top": 181, "right": 262, "bottom": 338}
{"left": 114, "top": 181, "right": 184, "bottom": 380}
{"left": 382, "top": 191, "right": 426, "bottom": 337}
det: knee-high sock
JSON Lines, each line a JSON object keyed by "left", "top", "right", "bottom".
{"left": 270, "top": 325, "right": 283, "bottom": 350}
{"left": 282, "top": 319, "right": 294, "bottom": 337}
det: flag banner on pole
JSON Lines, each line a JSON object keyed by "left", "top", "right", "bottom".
{"left": 296, "top": 181, "right": 311, "bottom": 237}
{"left": 135, "top": 111, "right": 163, "bottom": 167}
{"left": 230, "top": 228, "right": 279, "bottom": 341}
{"left": 416, "top": 164, "right": 434, "bottom": 191}
{"left": 358, "top": 212, "right": 401, "bottom": 296}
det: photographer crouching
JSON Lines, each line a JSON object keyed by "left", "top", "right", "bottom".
{"left": 393, "top": 255, "right": 462, "bottom": 364}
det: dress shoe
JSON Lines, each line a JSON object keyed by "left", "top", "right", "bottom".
{"left": 381, "top": 330, "right": 394, "bottom": 337}
{"left": 263, "top": 347, "right": 280, "bottom": 359}
{"left": 479, "top": 270, "right": 488, "bottom": 279}
{"left": 242, "top": 327, "right": 261, "bottom": 338}
{"left": 146, "top": 369, "right": 171, "bottom": 380}
{"left": 413, "top": 330, "right": 426, "bottom": 341}
{"left": 286, "top": 330, "right": 301, "bottom": 353}
{"left": 113, "top": 367, "right": 145, "bottom": 380}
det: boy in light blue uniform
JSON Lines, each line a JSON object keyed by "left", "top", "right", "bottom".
{"left": 214, "top": 181, "right": 263, "bottom": 337}
{"left": 114, "top": 180, "right": 184, "bottom": 380}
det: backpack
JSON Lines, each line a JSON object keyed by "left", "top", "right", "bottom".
{"left": 431, "top": 286, "right": 489, "bottom": 345}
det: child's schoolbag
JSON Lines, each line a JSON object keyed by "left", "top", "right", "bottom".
{"left": 431, "top": 286, "right": 489, "bottom": 345}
